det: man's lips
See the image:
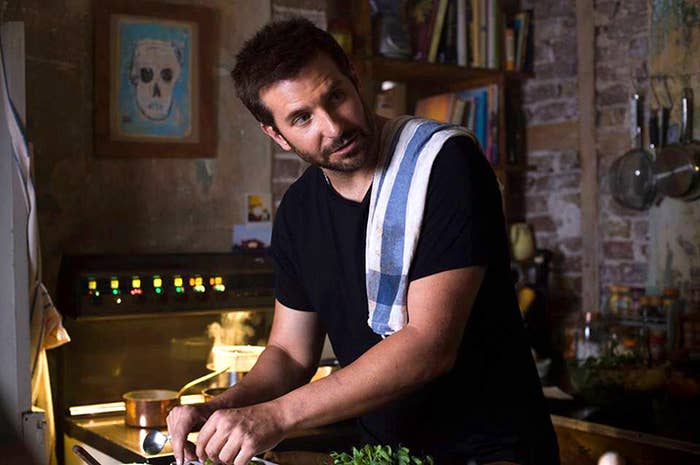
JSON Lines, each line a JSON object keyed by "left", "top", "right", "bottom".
{"left": 330, "top": 134, "right": 360, "bottom": 156}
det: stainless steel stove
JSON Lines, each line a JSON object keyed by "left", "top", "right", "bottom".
{"left": 50, "top": 252, "right": 277, "bottom": 465}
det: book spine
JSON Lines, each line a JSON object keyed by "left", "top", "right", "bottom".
{"left": 428, "top": 0, "right": 450, "bottom": 62}
{"left": 505, "top": 27, "right": 515, "bottom": 71}
{"left": 457, "top": 0, "right": 468, "bottom": 66}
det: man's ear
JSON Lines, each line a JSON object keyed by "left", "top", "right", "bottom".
{"left": 260, "top": 123, "right": 292, "bottom": 151}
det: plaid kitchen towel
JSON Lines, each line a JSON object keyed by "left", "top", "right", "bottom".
{"left": 366, "top": 116, "right": 482, "bottom": 336}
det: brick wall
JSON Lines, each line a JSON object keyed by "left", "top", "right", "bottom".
{"left": 520, "top": 0, "right": 582, "bottom": 317}
{"left": 595, "top": 0, "right": 652, "bottom": 300}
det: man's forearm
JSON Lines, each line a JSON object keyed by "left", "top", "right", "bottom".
{"left": 273, "top": 323, "right": 454, "bottom": 432}
{"left": 203, "top": 344, "right": 314, "bottom": 413}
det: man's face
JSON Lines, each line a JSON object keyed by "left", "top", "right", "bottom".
{"left": 259, "top": 53, "right": 375, "bottom": 172}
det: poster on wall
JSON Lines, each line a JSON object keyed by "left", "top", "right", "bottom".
{"left": 94, "top": 0, "right": 217, "bottom": 157}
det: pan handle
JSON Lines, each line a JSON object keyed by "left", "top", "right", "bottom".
{"left": 177, "top": 365, "right": 233, "bottom": 397}
{"left": 681, "top": 88, "right": 693, "bottom": 143}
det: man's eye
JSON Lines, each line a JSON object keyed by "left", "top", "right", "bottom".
{"left": 330, "top": 90, "right": 345, "bottom": 102}
{"left": 293, "top": 114, "right": 311, "bottom": 125}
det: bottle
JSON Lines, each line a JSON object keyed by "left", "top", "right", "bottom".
{"left": 606, "top": 285, "right": 621, "bottom": 317}
{"left": 649, "top": 328, "right": 666, "bottom": 363}
{"left": 629, "top": 287, "right": 645, "bottom": 319}
{"left": 576, "top": 311, "right": 605, "bottom": 361}
{"left": 662, "top": 287, "right": 681, "bottom": 352}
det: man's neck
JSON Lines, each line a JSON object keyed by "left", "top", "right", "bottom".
{"left": 322, "top": 115, "right": 387, "bottom": 203}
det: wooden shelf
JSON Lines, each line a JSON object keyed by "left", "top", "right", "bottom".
{"left": 353, "top": 55, "right": 533, "bottom": 84}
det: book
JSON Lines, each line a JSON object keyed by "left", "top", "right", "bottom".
{"left": 470, "top": 0, "right": 480, "bottom": 67}
{"left": 505, "top": 27, "right": 515, "bottom": 71}
{"left": 479, "top": 0, "right": 487, "bottom": 68}
{"left": 428, "top": 0, "right": 450, "bottom": 62}
{"left": 487, "top": 0, "right": 497, "bottom": 69}
{"left": 456, "top": 0, "right": 468, "bottom": 66}
{"left": 514, "top": 10, "right": 531, "bottom": 71}
{"left": 414, "top": 91, "right": 457, "bottom": 122}
{"left": 437, "top": 0, "right": 458, "bottom": 64}
{"left": 409, "top": 0, "right": 439, "bottom": 61}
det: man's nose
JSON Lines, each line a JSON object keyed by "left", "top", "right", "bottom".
{"left": 319, "top": 110, "right": 342, "bottom": 138}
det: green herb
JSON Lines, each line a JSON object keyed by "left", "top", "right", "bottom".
{"left": 330, "top": 445, "right": 434, "bottom": 465}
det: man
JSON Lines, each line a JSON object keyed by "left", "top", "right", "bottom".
{"left": 167, "top": 18, "right": 559, "bottom": 465}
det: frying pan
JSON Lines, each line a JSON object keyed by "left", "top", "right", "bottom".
{"left": 123, "top": 365, "right": 230, "bottom": 428}
{"left": 654, "top": 87, "right": 700, "bottom": 201}
{"left": 609, "top": 93, "right": 657, "bottom": 210}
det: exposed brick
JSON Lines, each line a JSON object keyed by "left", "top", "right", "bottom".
{"left": 522, "top": 82, "right": 561, "bottom": 104}
{"left": 533, "top": 60, "right": 578, "bottom": 80}
{"left": 529, "top": 215, "right": 557, "bottom": 233}
{"left": 527, "top": 100, "right": 578, "bottom": 124}
{"left": 554, "top": 172, "right": 581, "bottom": 190}
{"left": 596, "top": 84, "right": 630, "bottom": 107}
{"left": 273, "top": 157, "right": 304, "bottom": 180}
{"left": 596, "top": 107, "right": 627, "bottom": 126}
{"left": 527, "top": 174, "right": 553, "bottom": 194}
{"left": 601, "top": 217, "right": 631, "bottom": 238}
{"left": 629, "top": 36, "right": 648, "bottom": 58}
{"left": 632, "top": 220, "right": 649, "bottom": 240}
{"left": 561, "top": 254, "right": 582, "bottom": 273}
{"left": 524, "top": 194, "right": 549, "bottom": 214}
{"left": 527, "top": 151, "right": 556, "bottom": 172}
{"left": 603, "top": 240, "right": 634, "bottom": 260}
{"left": 561, "top": 237, "right": 582, "bottom": 254}
{"left": 619, "top": 262, "right": 648, "bottom": 285}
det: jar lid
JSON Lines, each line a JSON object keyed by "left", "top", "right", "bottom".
{"left": 663, "top": 287, "right": 680, "bottom": 298}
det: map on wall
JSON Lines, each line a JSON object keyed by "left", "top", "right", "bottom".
{"left": 647, "top": 0, "right": 700, "bottom": 293}
{"left": 650, "top": 0, "right": 700, "bottom": 138}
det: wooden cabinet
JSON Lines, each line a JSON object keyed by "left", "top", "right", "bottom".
{"left": 329, "top": 0, "right": 531, "bottom": 222}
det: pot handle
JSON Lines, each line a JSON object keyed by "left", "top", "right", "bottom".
{"left": 177, "top": 365, "right": 232, "bottom": 397}
{"left": 681, "top": 88, "right": 693, "bottom": 143}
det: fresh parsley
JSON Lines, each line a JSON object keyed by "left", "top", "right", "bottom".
{"left": 330, "top": 445, "right": 434, "bottom": 465}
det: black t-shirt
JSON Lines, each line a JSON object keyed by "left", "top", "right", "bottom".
{"left": 271, "top": 136, "right": 559, "bottom": 465}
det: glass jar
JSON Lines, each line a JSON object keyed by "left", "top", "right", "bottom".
{"left": 576, "top": 311, "right": 606, "bottom": 361}
{"left": 629, "top": 287, "right": 645, "bottom": 319}
{"left": 606, "top": 285, "right": 621, "bottom": 317}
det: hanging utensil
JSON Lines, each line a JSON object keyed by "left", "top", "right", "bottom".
{"left": 654, "top": 87, "right": 700, "bottom": 200}
{"left": 609, "top": 93, "right": 657, "bottom": 210}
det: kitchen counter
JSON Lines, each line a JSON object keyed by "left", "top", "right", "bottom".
{"left": 64, "top": 414, "right": 359, "bottom": 465}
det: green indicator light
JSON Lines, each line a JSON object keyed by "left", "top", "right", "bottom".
{"left": 112, "top": 289, "right": 118, "bottom": 295}
{"left": 95, "top": 291, "right": 100, "bottom": 297}
{"left": 155, "top": 288, "right": 162, "bottom": 294}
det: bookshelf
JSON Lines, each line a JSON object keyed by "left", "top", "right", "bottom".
{"left": 329, "top": 0, "right": 532, "bottom": 222}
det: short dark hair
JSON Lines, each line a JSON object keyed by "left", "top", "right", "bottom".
{"left": 231, "top": 17, "right": 356, "bottom": 128}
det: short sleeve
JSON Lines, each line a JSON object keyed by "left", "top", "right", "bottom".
{"left": 270, "top": 194, "right": 315, "bottom": 311}
{"left": 409, "top": 135, "right": 501, "bottom": 281}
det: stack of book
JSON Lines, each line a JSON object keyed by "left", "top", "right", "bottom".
{"left": 414, "top": 84, "right": 500, "bottom": 165}
{"left": 405, "top": 0, "right": 533, "bottom": 72}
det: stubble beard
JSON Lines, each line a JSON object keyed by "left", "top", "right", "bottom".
{"left": 285, "top": 99, "right": 378, "bottom": 173}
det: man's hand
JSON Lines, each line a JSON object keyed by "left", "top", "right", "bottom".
{"left": 167, "top": 404, "right": 212, "bottom": 465}
{"left": 195, "top": 401, "right": 288, "bottom": 465}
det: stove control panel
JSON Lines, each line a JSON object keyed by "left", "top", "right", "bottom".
{"left": 57, "top": 252, "right": 275, "bottom": 317}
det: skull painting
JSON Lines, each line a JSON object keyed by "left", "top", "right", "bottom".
{"left": 129, "top": 39, "right": 183, "bottom": 121}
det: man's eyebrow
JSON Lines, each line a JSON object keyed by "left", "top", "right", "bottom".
{"left": 283, "top": 79, "right": 344, "bottom": 124}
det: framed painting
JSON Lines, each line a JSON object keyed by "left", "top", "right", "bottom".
{"left": 94, "top": 0, "right": 217, "bottom": 157}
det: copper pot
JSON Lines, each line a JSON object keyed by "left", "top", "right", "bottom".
{"left": 201, "top": 386, "right": 228, "bottom": 402}
{"left": 123, "top": 389, "right": 179, "bottom": 428}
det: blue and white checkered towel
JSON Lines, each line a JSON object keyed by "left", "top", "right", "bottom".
{"left": 366, "top": 116, "right": 482, "bottom": 336}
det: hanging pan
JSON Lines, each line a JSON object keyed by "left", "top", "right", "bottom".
{"left": 609, "top": 93, "right": 657, "bottom": 210}
{"left": 654, "top": 87, "right": 700, "bottom": 201}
